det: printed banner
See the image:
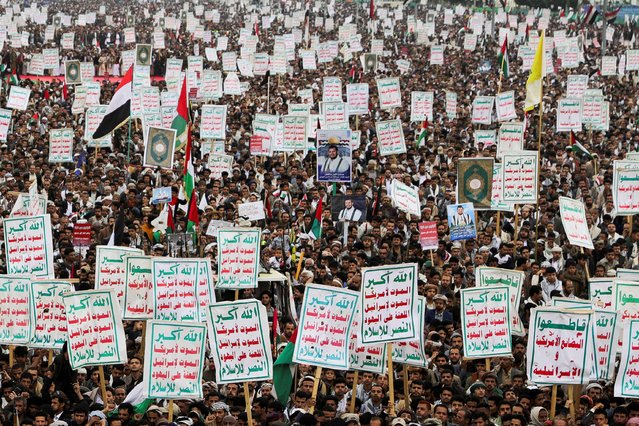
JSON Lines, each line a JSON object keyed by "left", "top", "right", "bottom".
{"left": 497, "top": 122, "right": 524, "bottom": 158}
{"left": 96, "top": 246, "right": 143, "bottom": 308}
{"left": 346, "top": 83, "right": 369, "bottom": 115}
{"left": 391, "top": 296, "right": 428, "bottom": 368}
{"left": 447, "top": 203, "right": 477, "bottom": 241}
{"left": 589, "top": 278, "right": 614, "bottom": 310}
{"left": 559, "top": 197, "right": 594, "bottom": 249}
{"left": 216, "top": 228, "right": 261, "bottom": 289}
{"left": 376, "top": 77, "right": 402, "bottom": 109}
{"left": 410, "top": 91, "right": 434, "bottom": 122}
{"left": 208, "top": 154, "right": 234, "bottom": 179}
{"left": 7, "top": 86, "right": 31, "bottom": 110}
{"left": 207, "top": 300, "right": 272, "bottom": 383}
{"left": 348, "top": 308, "right": 386, "bottom": 373}
{"left": 615, "top": 319, "right": 639, "bottom": 397}
{"left": 30, "top": 280, "right": 73, "bottom": 348}
{"left": 556, "top": 98, "right": 583, "bottom": 132}
{"left": 4, "top": 215, "right": 54, "bottom": 278}
{"left": 48, "top": 128, "right": 74, "bottom": 163}
{"left": 197, "top": 259, "right": 216, "bottom": 323}
{"left": 613, "top": 160, "right": 639, "bottom": 215}
{"left": 317, "top": 129, "right": 352, "bottom": 183}
{"left": 376, "top": 119, "right": 406, "bottom": 156}
{"left": 501, "top": 152, "right": 539, "bottom": 203}
{"left": 471, "top": 96, "right": 494, "bottom": 125}
{"left": 418, "top": 222, "right": 438, "bottom": 250}
{"left": 391, "top": 179, "right": 421, "bottom": 217}
{"left": 476, "top": 267, "right": 525, "bottom": 335}
{"left": 123, "top": 255, "right": 153, "bottom": 320}
{"left": 152, "top": 258, "right": 200, "bottom": 321}
{"left": 495, "top": 91, "right": 516, "bottom": 121}
{"left": 460, "top": 286, "right": 512, "bottom": 358}
{"left": 200, "top": 105, "right": 227, "bottom": 139}
{"left": 282, "top": 115, "right": 308, "bottom": 152}
{"left": 144, "top": 126, "right": 176, "bottom": 169}
{"left": 0, "top": 276, "right": 31, "bottom": 344}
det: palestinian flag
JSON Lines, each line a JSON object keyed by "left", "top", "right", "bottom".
{"left": 183, "top": 124, "right": 195, "bottom": 200}
{"left": 417, "top": 119, "right": 428, "bottom": 147}
{"left": 167, "top": 205, "right": 175, "bottom": 234}
{"left": 7, "top": 69, "right": 19, "bottom": 85}
{"left": 349, "top": 64, "right": 357, "bottom": 83}
{"left": 369, "top": 0, "right": 375, "bottom": 19}
{"left": 92, "top": 65, "right": 133, "bottom": 139}
{"left": 273, "top": 328, "right": 297, "bottom": 405}
{"left": 568, "top": 131, "right": 592, "bottom": 158}
{"left": 186, "top": 189, "right": 199, "bottom": 233}
{"left": 498, "top": 35, "right": 509, "bottom": 78}
{"left": 172, "top": 76, "right": 190, "bottom": 151}
{"left": 308, "top": 198, "right": 323, "bottom": 240}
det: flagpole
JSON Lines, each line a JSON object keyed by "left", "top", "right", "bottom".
{"left": 534, "top": 31, "right": 544, "bottom": 246}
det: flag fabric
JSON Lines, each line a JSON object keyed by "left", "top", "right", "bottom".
{"left": 349, "top": 64, "right": 356, "bottom": 83}
{"left": 524, "top": 31, "right": 545, "bottom": 112}
{"left": 308, "top": 198, "right": 323, "bottom": 240}
{"left": 265, "top": 193, "right": 272, "bottom": 219}
{"left": 92, "top": 65, "right": 132, "bottom": 139}
{"left": 167, "top": 204, "right": 175, "bottom": 233}
{"left": 172, "top": 76, "right": 190, "bottom": 151}
{"left": 183, "top": 125, "right": 195, "bottom": 200}
{"left": 186, "top": 189, "right": 199, "bottom": 233}
{"left": 568, "top": 130, "right": 592, "bottom": 158}
{"left": 273, "top": 328, "right": 297, "bottom": 405}
{"left": 582, "top": 4, "right": 599, "bottom": 26}
{"left": 369, "top": 0, "right": 375, "bottom": 19}
{"left": 108, "top": 203, "right": 126, "bottom": 246}
{"left": 606, "top": 7, "right": 621, "bottom": 24}
{"left": 62, "top": 82, "right": 68, "bottom": 100}
{"left": 417, "top": 119, "right": 428, "bottom": 147}
{"left": 8, "top": 70, "right": 19, "bottom": 85}
{"left": 498, "top": 36, "right": 510, "bottom": 78}
{"left": 254, "top": 21, "right": 260, "bottom": 37}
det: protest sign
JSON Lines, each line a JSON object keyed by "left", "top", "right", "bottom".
{"left": 460, "top": 286, "right": 512, "bottom": 358}
{"left": 294, "top": 284, "right": 359, "bottom": 369}
{"left": 348, "top": 308, "right": 386, "bottom": 374}
{"left": 376, "top": 77, "right": 402, "bottom": 109}
{"left": 589, "top": 278, "right": 614, "bottom": 309}
{"left": 63, "top": 290, "right": 127, "bottom": 369}
{"left": 197, "top": 259, "right": 216, "bottom": 323}
{"left": 322, "top": 76, "right": 342, "bottom": 102}
{"left": 144, "top": 127, "right": 176, "bottom": 169}
{"left": 471, "top": 96, "right": 494, "bottom": 125}
{"left": 446, "top": 91, "right": 457, "bottom": 119}
{"left": 556, "top": 99, "right": 582, "bottom": 132}
{"left": 430, "top": 45, "right": 444, "bottom": 65}
{"left": 64, "top": 60, "right": 82, "bottom": 85}
{"left": 474, "top": 130, "right": 496, "bottom": 148}
{"left": 238, "top": 201, "right": 266, "bottom": 221}
{"left": 457, "top": 158, "right": 493, "bottom": 210}
{"left": 29, "top": 280, "right": 73, "bottom": 348}
{"left": 497, "top": 122, "right": 524, "bottom": 158}
{"left": 143, "top": 320, "right": 206, "bottom": 398}
{"left": 200, "top": 105, "right": 227, "bottom": 139}
{"left": 491, "top": 163, "right": 514, "bottom": 212}
{"left": 559, "top": 197, "right": 594, "bottom": 249}
{"left": 390, "top": 179, "right": 421, "bottom": 217}
{"left": 615, "top": 319, "right": 639, "bottom": 397}
{"left": 217, "top": 228, "right": 261, "bottom": 289}
{"left": 0, "top": 276, "right": 31, "bottom": 344}
{"left": 447, "top": 203, "right": 477, "bottom": 241}
{"left": 476, "top": 267, "right": 525, "bottom": 335}
{"left": 282, "top": 115, "right": 308, "bottom": 151}
{"left": 376, "top": 120, "right": 406, "bottom": 156}
{"left": 0, "top": 108, "right": 11, "bottom": 141}
{"left": 582, "top": 95, "right": 604, "bottom": 126}
{"left": 527, "top": 307, "right": 593, "bottom": 384}
{"left": 123, "top": 255, "right": 153, "bottom": 320}
{"left": 207, "top": 299, "right": 272, "bottom": 383}
{"left": 85, "top": 105, "right": 112, "bottom": 148}
{"left": 208, "top": 154, "right": 233, "bottom": 179}
{"left": 495, "top": 91, "right": 516, "bottom": 121}
{"left": 7, "top": 86, "right": 31, "bottom": 110}
{"left": 614, "top": 281, "right": 639, "bottom": 324}
{"left": 566, "top": 75, "right": 588, "bottom": 98}
{"left": 4, "top": 215, "right": 54, "bottom": 278}
{"left": 317, "top": 129, "right": 352, "bottom": 183}
{"left": 346, "top": 83, "right": 369, "bottom": 115}
{"left": 418, "top": 222, "right": 438, "bottom": 250}
{"left": 410, "top": 91, "right": 434, "bottom": 122}
{"left": 151, "top": 187, "right": 172, "bottom": 205}
{"left": 501, "top": 152, "right": 539, "bottom": 203}
{"left": 96, "top": 246, "right": 143, "bottom": 307}
{"left": 360, "top": 263, "right": 419, "bottom": 344}
{"left": 613, "top": 160, "right": 639, "bottom": 215}
{"left": 391, "top": 296, "right": 428, "bottom": 367}
{"left": 152, "top": 258, "right": 200, "bottom": 321}
{"left": 48, "top": 129, "right": 74, "bottom": 163}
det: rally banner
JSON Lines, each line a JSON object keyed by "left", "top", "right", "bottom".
{"left": 391, "top": 296, "right": 428, "bottom": 368}
{"left": 197, "top": 259, "right": 216, "bottom": 323}
{"left": 207, "top": 300, "right": 272, "bottom": 383}
{"left": 348, "top": 308, "right": 386, "bottom": 374}
{"left": 391, "top": 179, "right": 421, "bottom": 217}
{"left": 216, "top": 228, "right": 261, "bottom": 289}
{"left": 476, "top": 267, "right": 525, "bottom": 335}
{"left": 96, "top": 246, "right": 143, "bottom": 307}
{"left": 281, "top": 115, "right": 308, "bottom": 152}
{"left": 613, "top": 160, "right": 639, "bottom": 215}
{"left": 63, "top": 290, "right": 127, "bottom": 369}
{"left": 410, "top": 91, "right": 434, "bottom": 122}
{"left": 123, "top": 255, "right": 154, "bottom": 320}
{"left": 346, "top": 84, "right": 369, "bottom": 115}
{"left": 475, "top": 130, "right": 496, "bottom": 149}
{"left": 501, "top": 152, "right": 539, "bottom": 203}
{"left": 471, "top": 96, "right": 494, "bottom": 125}
{"left": 152, "top": 258, "right": 200, "bottom": 322}
{"left": 559, "top": 197, "right": 594, "bottom": 249}
{"left": 200, "top": 105, "right": 227, "bottom": 140}
{"left": 360, "top": 263, "right": 419, "bottom": 344}
{"left": 376, "top": 77, "right": 402, "bottom": 109}
{"left": 29, "top": 280, "right": 73, "bottom": 348}
{"left": 317, "top": 129, "right": 352, "bottom": 183}
{"left": 491, "top": 163, "right": 515, "bottom": 212}
{"left": 7, "top": 86, "right": 31, "bottom": 111}
{"left": 322, "top": 76, "right": 342, "bottom": 102}
{"left": 294, "top": 284, "right": 359, "bottom": 369}
{"left": 589, "top": 278, "right": 614, "bottom": 310}
{"left": 460, "top": 286, "right": 512, "bottom": 358}
{"left": 376, "top": 120, "right": 406, "bottom": 156}
{"left": 49, "top": 129, "right": 74, "bottom": 163}
{"left": 556, "top": 99, "right": 582, "bottom": 132}
{"left": 495, "top": 91, "right": 516, "bottom": 121}
{"left": 143, "top": 320, "right": 207, "bottom": 398}
{"left": 208, "top": 154, "right": 234, "bottom": 179}
{"left": 457, "top": 158, "right": 493, "bottom": 210}
{"left": 0, "top": 276, "right": 31, "bottom": 344}
{"left": 497, "top": 122, "right": 524, "bottom": 158}
{"left": 447, "top": 203, "right": 477, "bottom": 241}
{"left": 527, "top": 307, "right": 594, "bottom": 384}
{"left": 4, "top": 215, "right": 54, "bottom": 278}
{"left": 615, "top": 319, "right": 639, "bottom": 397}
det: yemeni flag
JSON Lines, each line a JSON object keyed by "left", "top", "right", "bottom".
{"left": 568, "top": 130, "right": 592, "bottom": 158}
{"left": 369, "top": 0, "right": 375, "bottom": 19}
{"left": 417, "top": 119, "right": 428, "bottom": 147}
{"left": 582, "top": 4, "right": 600, "bottom": 26}
{"left": 186, "top": 189, "right": 199, "bottom": 233}
{"left": 183, "top": 125, "right": 195, "bottom": 200}
{"left": 498, "top": 35, "right": 509, "bottom": 78}
{"left": 273, "top": 328, "right": 298, "bottom": 405}
{"left": 93, "top": 65, "right": 132, "bottom": 139}
{"left": 308, "top": 198, "right": 323, "bottom": 240}
{"left": 606, "top": 7, "right": 621, "bottom": 24}
{"left": 172, "top": 76, "right": 190, "bottom": 151}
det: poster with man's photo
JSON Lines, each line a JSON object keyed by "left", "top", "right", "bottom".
{"left": 331, "top": 195, "right": 367, "bottom": 223}
{"left": 317, "top": 129, "right": 352, "bottom": 183}
{"left": 447, "top": 203, "right": 477, "bottom": 241}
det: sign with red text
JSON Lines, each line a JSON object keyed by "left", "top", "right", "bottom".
{"left": 377, "top": 77, "right": 402, "bottom": 109}
{"left": 418, "top": 222, "right": 438, "bottom": 250}
{"left": 461, "top": 286, "right": 512, "bottom": 358}
{"left": 200, "top": 105, "right": 227, "bottom": 139}
{"left": 49, "top": 128, "right": 74, "bottom": 163}
{"left": 348, "top": 307, "right": 386, "bottom": 373}
{"left": 282, "top": 115, "right": 308, "bottom": 151}
{"left": 501, "top": 152, "right": 539, "bottom": 203}
{"left": 346, "top": 83, "right": 369, "bottom": 115}
{"left": 152, "top": 258, "right": 199, "bottom": 322}
{"left": 471, "top": 96, "right": 494, "bottom": 125}
{"left": 376, "top": 119, "right": 406, "bottom": 156}
{"left": 559, "top": 197, "right": 593, "bottom": 249}
{"left": 476, "top": 267, "right": 524, "bottom": 335}
{"left": 391, "top": 296, "right": 428, "bottom": 367}
{"left": 216, "top": 228, "right": 261, "bottom": 289}
{"left": 410, "top": 91, "right": 434, "bottom": 122}
{"left": 29, "top": 280, "right": 73, "bottom": 348}
{"left": 589, "top": 278, "right": 614, "bottom": 310}
{"left": 123, "top": 255, "right": 153, "bottom": 320}
{"left": 0, "top": 276, "right": 31, "bottom": 344}
{"left": 197, "top": 259, "right": 216, "bottom": 323}
{"left": 96, "top": 246, "right": 143, "bottom": 308}
{"left": 495, "top": 91, "right": 516, "bottom": 122}
{"left": 4, "top": 215, "right": 54, "bottom": 278}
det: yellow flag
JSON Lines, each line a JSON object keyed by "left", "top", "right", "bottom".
{"left": 524, "top": 31, "right": 545, "bottom": 112}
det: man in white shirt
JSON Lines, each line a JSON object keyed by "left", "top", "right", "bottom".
{"left": 452, "top": 205, "right": 471, "bottom": 227}
{"left": 540, "top": 266, "right": 562, "bottom": 302}
{"left": 319, "top": 145, "right": 350, "bottom": 175}
{"left": 338, "top": 199, "right": 363, "bottom": 222}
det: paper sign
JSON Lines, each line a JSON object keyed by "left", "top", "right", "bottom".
{"left": 49, "top": 128, "right": 74, "bottom": 163}
{"left": 376, "top": 119, "right": 406, "bottom": 156}
{"left": 501, "top": 152, "right": 539, "bottom": 203}
{"left": 216, "top": 228, "right": 261, "bottom": 289}
{"left": 559, "top": 197, "right": 594, "bottom": 249}
{"left": 476, "top": 267, "right": 524, "bottom": 335}
{"left": 461, "top": 286, "right": 512, "bottom": 358}
{"left": 123, "top": 255, "right": 153, "bottom": 320}
{"left": 95, "top": 246, "right": 143, "bottom": 309}
{"left": 4, "top": 215, "right": 54, "bottom": 278}
{"left": 0, "top": 276, "right": 31, "bottom": 344}
{"left": 376, "top": 77, "right": 401, "bottom": 109}
{"left": 200, "top": 105, "right": 227, "bottom": 139}
{"left": 30, "top": 280, "right": 73, "bottom": 348}
{"left": 7, "top": 86, "right": 31, "bottom": 110}
{"left": 152, "top": 258, "right": 199, "bottom": 321}
{"left": 391, "top": 179, "right": 421, "bottom": 217}
{"left": 238, "top": 201, "right": 266, "bottom": 221}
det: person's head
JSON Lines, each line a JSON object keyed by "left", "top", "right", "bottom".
{"left": 33, "top": 412, "right": 47, "bottom": 426}
{"left": 612, "top": 406, "right": 628, "bottom": 426}
{"left": 370, "top": 384, "right": 384, "bottom": 402}
{"left": 118, "top": 403, "right": 134, "bottom": 423}
{"left": 471, "top": 412, "right": 489, "bottom": 426}
{"left": 434, "top": 405, "right": 449, "bottom": 423}
{"left": 299, "top": 377, "right": 314, "bottom": 394}
{"left": 587, "top": 383, "right": 603, "bottom": 400}
{"left": 328, "top": 145, "right": 339, "bottom": 159}
{"left": 594, "top": 409, "right": 608, "bottom": 426}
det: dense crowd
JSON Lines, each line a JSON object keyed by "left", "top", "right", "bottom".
{"left": 1, "top": 1, "right": 639, "bottom": 426}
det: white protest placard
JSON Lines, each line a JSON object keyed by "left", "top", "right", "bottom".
{"left": 0, "top": 276, "right": 31, "bottom": 344}
{"left": 282, "top": 115, "right": 308, "bottom": 151}
{"left": 613, "top": 160, "right": 639, "bottom": 215}
{"left": 475, "top": 130, "right": 496, "bottom": 148}
{"left": 582, "top": 95, "right": 604, "bottom": 126}
{"left": 4, "top": 215, "right": 54, "bottom": 278}
{"left": 613, "top": 281, "right": 639, "bottom": 325}
{"left": 376, "top": 77, "right": 401, "bottom": 109}
{"left": 207, "top": 153, "right": 233, "bottom": 179}
{"left": 43, "top": 48, "right": 59, "bottom": 69}
{"left": 348, "top": 308, "right": 386, "bottom": 373}
{"left": 29, "top": 281, "right": 73, "bottom": 348}
{"left": 446, "top": 91, "right": 457, "bottom": 119}
{"left": 590, "top": 278, "right": 614, "bottom": 310}
{"left": 360, "top": 263, "right": 419, "bottom": 344}
{"left": 495, "top": 91, "right": 516, "bottom": 122}
{"left": 559, "top": 197, "right": 594, "bottom": 249}
{"left": 200, "top": 105, "right": 227, "bottom": 140}
{"left": 7, "top": 86, "right": 30, "bottom": 110}
{"left": 143, "top": 320, "right": 206, "bottom": 398}
{"left": 463, "top": 33, "right": 477, "bottom": 51}
{"left": 376, "top": 119, "right": 406, "bottom": 156}
{"left": 322, "top": 76, "right": 342, "bottom": 102}
{"left": 527, "top": 307, "right": 594, "bottom": 384}
{"left": 391, "top": 179, "right": 421, "bottom": 217}
{"left": 321, "top": 102, "right": 348, "bottom": 128}
{"left": 216, "top": 228, "right": 261, "bottom": 289}
{"left": 63, "top": 290, "right": 127, "bottom": 369}
{"left": 123, "top": 255, "right": 153, "bottom": 320}
{"left": 627, "top": 50, "right": 639, "bottom": 71}
{"left": 391, "top": 295, "right": 428, "bottom": 368}
{"left": 294, "top": 284, "right": 359, "bottom": 369}
{"left": 95, "top": 246, "right": 143, "bottom": 308}
{"left": 614, "top": 319, "right": 639, "bottom": 397}
{"left": 497, "top": 122, "right": 524, "bottom": 158}
{"left": 346, "top": 83, "right": 369, "bottom": 115}
{"left": 85, "top": 105, "right": 112, "bottom": 148}
{"left": 556, "top": 98, "right": 582, "bottom": 132}
{"left": 491, "top": 163, "right": 515, "bottom": 212}
{"left": 48, "top": 128, "right": 74, "bottom": 163}
{"left": 237, "top": 201, "right": 266, "bottom": 220}
{"left": 196, "top": 259, "right": 216, "bottom": 323}
{"left": 0, "top": 108, "right": 11, "bottom": 141}
{"left": 461, "top": 286, "right": 512, "bottom": 358}
{"left": 410, "top": 91, "right": 434, "bottom": 122}
{"left": 207, "top": 300, "right": 273, "bottom": 383}
{"left": 476, "top": 267, "right": 524, "bottom": 335}
{"left": 601, "top": 56, "right": 617, "bottom": 76}
{"left": 430, "top": 45, "right": 444, "bottom": 65}
{"left": 152, "top": 258, "right": 200, "bottom": 322}
{"left": 61, "top": 32, "right": 74, "bottom": 49}
{"left": 501, "top": 152, "right": 539, "bottom": 203}
{"left": 472, "top": 96, "right": 494, "bottom": 125}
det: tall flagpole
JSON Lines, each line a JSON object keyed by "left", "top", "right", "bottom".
{"left": 534, "top": 30, "right": 545, "bottom": 246}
